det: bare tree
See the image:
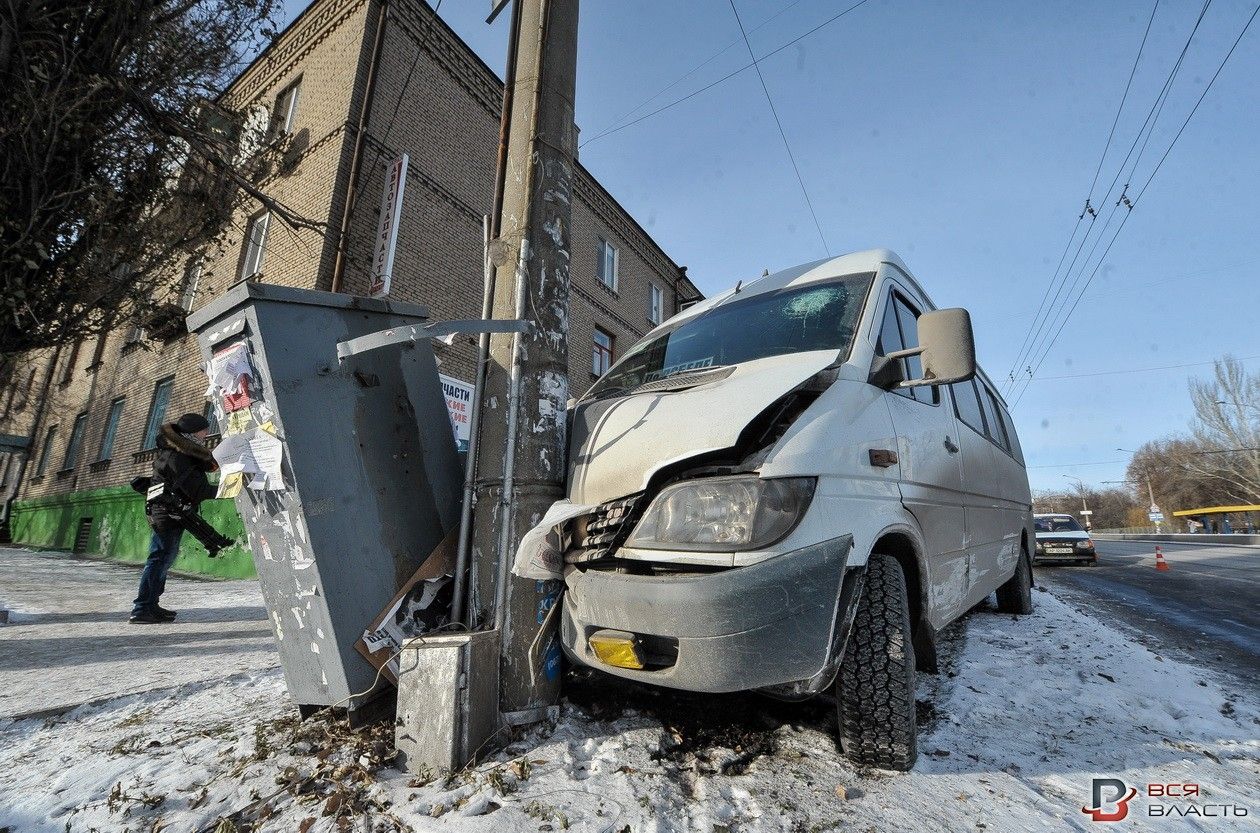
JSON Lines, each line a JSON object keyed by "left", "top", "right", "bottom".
{"left": 1, "top": 0, "right": 322, "bottom": 356}
{"left": 1186, "top": 356, "right": 1260, "bottom": 503}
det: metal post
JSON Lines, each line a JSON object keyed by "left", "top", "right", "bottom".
{"left": 451, "top": 217, "right": 498, "bottom": 627}
{"left": 468, "top": 0, "right": 579, "bottom": 719}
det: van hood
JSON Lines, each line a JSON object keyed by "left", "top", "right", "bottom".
{"left": 567, "top": 351, "right": 837, "bottom": 506}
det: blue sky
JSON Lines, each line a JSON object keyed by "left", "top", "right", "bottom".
{"left": 283, "top": 0, "right": 1260, "bottom": 492}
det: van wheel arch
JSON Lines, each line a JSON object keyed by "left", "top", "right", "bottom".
{"left": 868, "top": 529, "right": 937, "bottom": 674}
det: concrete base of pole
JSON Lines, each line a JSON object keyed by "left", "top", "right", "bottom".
{"left": 395, "top": 630, "right": 501, "bottom": 775}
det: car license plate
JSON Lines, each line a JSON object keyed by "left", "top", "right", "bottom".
{"left": 1047, "top": 547, "right": 1074, "bottom": 554}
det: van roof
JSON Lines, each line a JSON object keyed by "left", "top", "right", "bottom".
{"left": 674, "top": 249, "right": 917, "bottom": 325}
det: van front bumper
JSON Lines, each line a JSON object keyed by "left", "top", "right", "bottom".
{"left": 561, "top": 535, "right": 853, "bottom": 693}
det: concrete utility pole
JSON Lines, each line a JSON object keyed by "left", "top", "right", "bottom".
{"left": 468, "top": 0, "right": 579, "bottom": 721}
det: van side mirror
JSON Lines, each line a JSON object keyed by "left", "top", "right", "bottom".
{"left": 878, "top": 308, "right": 977, "bottom": 389}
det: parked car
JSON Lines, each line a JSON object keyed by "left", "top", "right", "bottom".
{"left": 558, "top": 249, "right": 1035, "bottom": 772}
{"left": 1032, "top": 513, "right": 1097, "bottom": 565}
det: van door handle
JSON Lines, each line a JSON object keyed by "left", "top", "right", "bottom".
{"left": 944, "top": 436, "right": 959, "bottom": 454}
{"left": 869, "top": 448, "right": 898, "bottom": 468}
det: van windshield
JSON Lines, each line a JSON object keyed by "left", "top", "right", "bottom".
{"left": 1035, "top": 516, "right": 1083, "bottom": 532}
{"left": 586, "top": 272, "right": 874, "bottom": 400}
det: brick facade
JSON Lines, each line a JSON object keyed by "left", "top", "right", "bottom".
{"left": 0, "top": 0, "right": 700, "bottom": 524}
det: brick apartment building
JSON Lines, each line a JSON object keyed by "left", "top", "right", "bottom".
{"left": 0, "top": 0, "right": 700, "bottom": 577}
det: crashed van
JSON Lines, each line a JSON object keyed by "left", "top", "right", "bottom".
{"left": 559, "top": 249, "right": 1035, "bottom": 771}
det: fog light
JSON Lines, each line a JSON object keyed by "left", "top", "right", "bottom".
{"left": 588, "top": 629, "right": 645, "bottom": 670}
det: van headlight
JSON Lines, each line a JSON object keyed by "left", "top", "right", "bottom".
{"left": 625, "top": 476, "right": 815, "bottom": 551}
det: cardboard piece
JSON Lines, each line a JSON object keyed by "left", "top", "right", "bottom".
{"left": 353, "top": 530, "right": 458, "bottom": 684}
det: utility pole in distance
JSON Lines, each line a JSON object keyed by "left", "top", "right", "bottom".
{"left": 468, "top": 0, "right": 579, "bottom": 723}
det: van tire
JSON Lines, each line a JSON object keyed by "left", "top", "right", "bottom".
{"left": 995, "top": 550, "right": 1033, "bottom": 615}
{"left": 836, "top": 553, "right": 918, "bottom": 771}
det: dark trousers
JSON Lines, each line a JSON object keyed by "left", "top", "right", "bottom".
{"left": 132, "top": 527, "right": 183, "bottom": 614}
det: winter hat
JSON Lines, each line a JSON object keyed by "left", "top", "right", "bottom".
{"left": 175, "top": 413, "right": 211, "bottom": 434}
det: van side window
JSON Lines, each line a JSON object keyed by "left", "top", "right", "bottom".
{"left": 998, "top": 402, "right": 1024, "bottom": 465}
{"left": 950, "top": 379, "right": 985, "bottom": 434}
{"left": 978, "top": 383, "right": 1010, "bottom": 453}
{"left": 875, "top": 292, "right": 938, "bottom": 405}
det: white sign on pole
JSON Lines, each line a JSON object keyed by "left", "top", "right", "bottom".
{"left": 369, "top": 154, "right": 408, "bottom": 298}
{"left": 1148, "top": 512, "right": 1165, "bottom": 523}
{"left": 439, "top": 374, "right": 475, "bottom": 452}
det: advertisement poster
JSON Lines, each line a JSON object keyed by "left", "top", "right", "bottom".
{"left": 438, "top": 374, "right": 474, "bottom": 452}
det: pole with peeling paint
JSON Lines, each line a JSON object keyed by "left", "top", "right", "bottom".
{"left": 468, "top": 0, "right": 578, "bottom": 720}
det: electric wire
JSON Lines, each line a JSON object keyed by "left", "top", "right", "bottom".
{"left": 580, "top": 0, "right": 872, "bottom": 148}
{"left": 1012, "top": 1, "right": 1260, "bottom": 409}
{"left": 1034, "top": 354, "right": 1260, "bottom": 382}
{"left": 1006, "top": 0, "right": 1216, "bottom": 399}
{"left": 587, "top": 0, "right": 808, "bottom": 142}
{"left": 727, "top": 0, "right": 830, "bottom": 256}
{"left": 1004, "top": 0, "right": 1202, "bottom": 394}
{"left": 1013, "top": 2, "right": 1260, "bottom": 405}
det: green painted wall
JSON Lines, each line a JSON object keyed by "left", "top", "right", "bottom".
{"left": 9, "top": 485, "right": 255, "bottom": 579}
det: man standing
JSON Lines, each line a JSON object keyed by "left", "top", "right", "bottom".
{"left": 130, "top": 412, "right": 218, "bottom": 624}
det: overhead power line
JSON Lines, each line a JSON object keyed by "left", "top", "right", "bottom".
{"left": 1033, "top": 354, "right": 1260, "bottom": 381}
{"left": 587, "top": 0, "right": 807, "bottom": 142}
{"left": 1005, "top": 0, "right": 1204, "bottom": 395}
{"left": 1012, "top": 2, "right": 1260, "bottom": 409}
{"left": 580, "top": 0, "right": 872, "bottom": 148}
{"left": 727, "top": 0, "right": 830, "bottom": 256}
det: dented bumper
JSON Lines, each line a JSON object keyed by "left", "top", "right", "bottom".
{"left": 560, "top": 535, "right": 854, "bottom": 693}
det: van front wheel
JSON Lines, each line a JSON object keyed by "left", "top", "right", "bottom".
{"left": 836, "top": 553, "right": 918, "bottom": 771}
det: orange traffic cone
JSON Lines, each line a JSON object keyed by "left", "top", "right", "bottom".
{"left": 1154, "top": 545, "right": 1170, "bottom": 572}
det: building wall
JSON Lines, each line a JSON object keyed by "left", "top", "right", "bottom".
{"left": 0, "top": 0, "right": 699, "bottom": 575}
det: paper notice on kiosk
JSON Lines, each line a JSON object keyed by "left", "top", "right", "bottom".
{"left": 247, "top": 431, "right": 284, "bottom": 489}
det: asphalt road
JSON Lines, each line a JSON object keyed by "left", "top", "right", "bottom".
{"left": 1034, "top": 537, "right": 1260, "bottom": 692}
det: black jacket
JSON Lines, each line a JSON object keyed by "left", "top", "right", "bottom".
{"left": 149, "top": 423, "right": 218, "bottom": 529}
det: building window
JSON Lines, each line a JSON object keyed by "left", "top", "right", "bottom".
{"left": 63, "top": 412, "right": 88, "bottom": 471}
{"left": 596, "top": 237, "right": 618, "bottom": 292}
{"left": 16, "top": 367, "right": 36, "bottom": 411}
{"left": 98, "top": 397, "right": 126, "bottom": 461}
{"left": 35, "top": 425, "right": 57, "bottom": 477}
{"left": 241, "top": 211, "right": 270, "bottom": 279}
{"left": 203, "top": 401, "right": 220, "bottom": 436}
{"left": 179, "top": 258, "right": 203, "bottom": 312}
{"left": 592, "top": 328, "right": 614, "bottom": 377}
{"left": 60, "top": 340, "right": 82, "bottom": 384}
{"left": 267, "top": 78, "right": 301, "bottom": 141}
{"left": 649, "top": 284, "right": 664, "bottom": 326}
{"left": 142, "top": 377, "right": 175, "bottom": 450}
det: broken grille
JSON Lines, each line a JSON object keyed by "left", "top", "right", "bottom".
{"left": 569, "top": 493, "right": 643, "bottom": 563}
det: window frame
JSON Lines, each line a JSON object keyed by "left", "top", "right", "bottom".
{"left": 592, "top": 327, "right": 615, "bottom": 377}
{"left": 267, "top": 78, "right": 302, "bottom": 142}
{"left": 35, "top": 425, "right": 57, "bottom": 477}
{"left": 648, "top": 283, "right": 664, "bottom": 326}
{"left": 98, "top": 397, "right": 126, "bottom": 462}
{"left": 141, "top": 376, "right": 175, "bottom": 450}
{"left": 62, "top": 412, "right": 89, "bottom": 471}
{"left": 596, "top": 237, "right": 619, "bottom": 292}
{"left": 240, "top": 211, "right": 270, "bottom": 279}
{"left": 875, "top": 288, "right": 940, "bottom": 406}
{"left": 950, "top": 378, "right": 987, "bottom": 436}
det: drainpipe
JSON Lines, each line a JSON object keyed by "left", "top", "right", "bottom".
{"left": 330, "top": 0, "right": 389, "bottom": 293}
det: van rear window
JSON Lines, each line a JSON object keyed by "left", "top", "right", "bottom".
{"left": 585, "top": 273, "right": 874, "bottom": 400}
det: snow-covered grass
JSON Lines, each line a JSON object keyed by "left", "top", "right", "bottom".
{"left": 1, "top": 587, "right": 1256, "bottom": 832}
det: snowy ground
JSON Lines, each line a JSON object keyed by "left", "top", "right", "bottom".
{"left": 1, "top": 567, "right": 1257, "bottom": 831}
{"left": 0, "top": 548, "right": 276, "bottom": 718}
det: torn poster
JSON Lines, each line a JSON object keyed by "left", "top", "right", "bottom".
{"left": 511, "top": 499, "right": 595, "bottom": 580}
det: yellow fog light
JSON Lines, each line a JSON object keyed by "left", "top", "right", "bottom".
{"left": 588, "top": 629, "right": 645, "bottom": 670}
